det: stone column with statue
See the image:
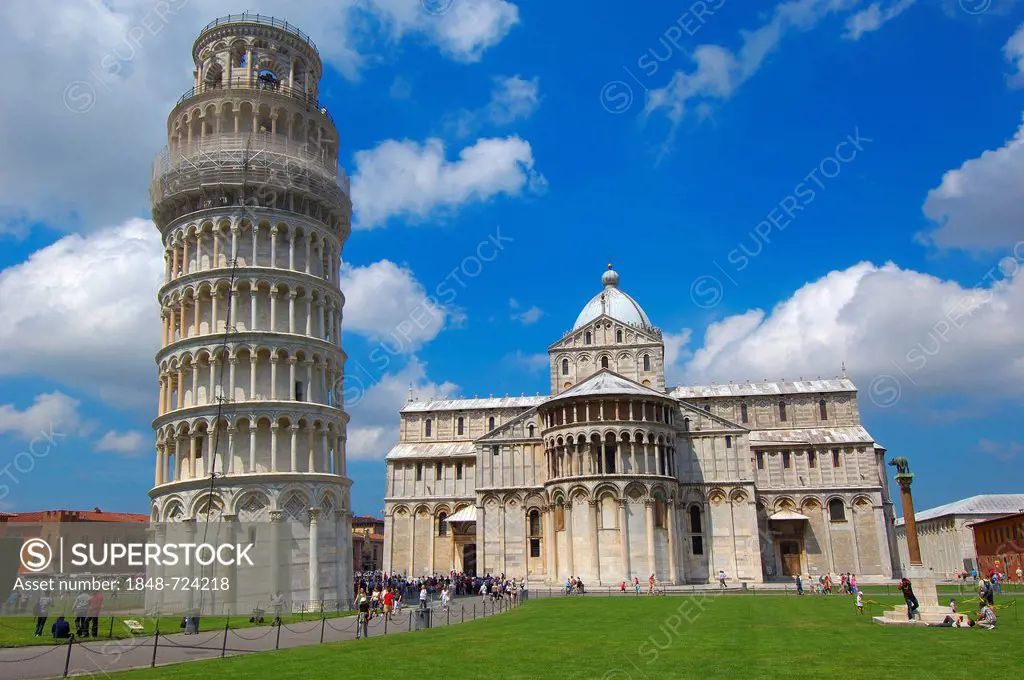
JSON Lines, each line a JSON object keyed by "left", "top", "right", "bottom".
{"left": 874, "top": 457, "right": 949, "bottom": 625}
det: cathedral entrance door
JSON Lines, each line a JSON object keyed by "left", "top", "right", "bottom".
{"left": 463, "top": 544, "right": 477, "bottom": 576}
{"left": 780, "top": 541, "right": 801, "bottom": 576}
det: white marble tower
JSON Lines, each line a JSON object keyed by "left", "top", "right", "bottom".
{"left": 148, "top": 14, "right": 353, "bottom": 613}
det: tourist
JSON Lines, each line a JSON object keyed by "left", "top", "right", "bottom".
{"left": 441, "top": 585, "right": 450, "bottom": 612}
{"left": 51, "top": 616, "right": 71, "bottom": 640}
{"left": 633, "top": 576, "right": 641, "bottom": 595}
{"left": 795, "top": 574, "right": 804, "bottom": 596}
{"left": 992, "top": 572, "right": 1002, "bottom": 596}
{"left": 855, "top": 590, "right": 864, "bottom": 615}
{"left": 34, "top": 590, "right": 54, "bottom": 637}
{"left": 898, "top": 577, "right": 919, "bottom": 621}
{"left": 72, "top": 591, "right": 92, "bottom": 637}
{"left": 620, "top": 580, "right": 627, "bottom": 594}
{"left": 383, "top": 587, "right": 394, "bottom": 620}
{"left": 718, "top": 570, "right": 727, "bottom": 590}
{"left": 270, "top": 591, "right": 285, "bottom": 627}
{"left": 419, "top": 583, "right": 428, "bottom": 609}
{"left": 648, "top": 574, "right": 656, "bottom": 595}
{"left": 949, "top": 599, "right": 957, "bottom": 613}
{"left": 981, "top": 578, "right": 994, "bottom": 606}
{"left": 577, "top": 577, "right": 585, "bottom": 595}
{"left": 977, "top": 604, "right": 997, "bottom": 630}
{"left": 1016, "top": 567, "right": 1022, "bottom": 584}
{"left": 850, "top": 574, "right": 858, "bottom": 594}
{"left": 355, "top": 589, "right": 369, "bottom": 639}
{"left": 87, "top": 590, "right": 104, "bottom": 638}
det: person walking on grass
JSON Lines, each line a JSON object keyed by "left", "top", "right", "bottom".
{"left": 855, "top": 590, "right": 864, "bottom": 615}
{"left": 72, "top": 591, "right": 91, "bottom": 637}
{"left": 270, "top": 592, "right": 285, "bottom": 627}
{"left": 33, "top": 590, "right": 53, "bottom": 637}
{"left": 87, "top": 590, "right": 103, "bottom": 638}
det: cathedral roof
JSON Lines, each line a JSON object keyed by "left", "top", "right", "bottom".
{"left": 402, "top": 395, "right": 547, "bottom": 413}
{"left": 572, "top": 265, "right": 653, "bottom": 331}
{"left": 895, "top": 494, "right": 1024, "bottom": 526}
{"left": 552, "top": 370, "right": 670, "bottom": 401}
{"left": 670, "top": 378, "right": 857, "bottom": 399}
{"left": 746, "top": 426, "right": 873, "bottom": 447}
{"left": 386, "top": 442, "right": 477, "bottom": 460}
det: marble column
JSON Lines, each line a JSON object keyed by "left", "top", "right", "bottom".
{"left": 269, "top": 510, "right": 283, "bottom": 597}
{"left": 666, "top": 500, "right": 678, "bottom": 584}
{"left": 645, "top": 499, "right": 657, "bottom": 579}
{"left": 565, "top": 502, "right": 575, "bottom": 577}
{"left": 618, "top": 499, "right": 631, "bottom": 579}
{"left": 589, "top": 499, "right": 601, "bottom": 584}
{"left": 308, "top": 508, "right": 320, "bottom": 608}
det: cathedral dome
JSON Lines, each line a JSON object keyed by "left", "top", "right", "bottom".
{"left": 572, "top": 264, "right": 653, "bottom": 331}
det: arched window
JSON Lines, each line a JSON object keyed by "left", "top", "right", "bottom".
{"left": 616, "top": 329, "right": 623, "bottom": 342}
{"left": 438, "top": 512, "right": 448, "bottom": 536}
{"left": 828, "top": 499, "right": 846, "bottom": 522}
{"left": 457, "top": 417, "right": 464, "bottom": 435}
{"left": 561, "top": 358, "right": 569, "bottom": 375}
{"left": 778, "top": 401, "right": 787, "bottom": 422}
{"left": 689, "top": 506, "right": 702, "bottom": 533}
{"left": 585, "top": 331, "right": 592, "bottom": 345}
{"left": 425, "top": 418, "right": 432, "bottom": 437}
{"left": 488, "top": 416, "right": 495, "bottom": 431}
{"left": 601, "top": 356, "right": 609, "bottom": 369}
{"left": 819, "top": 399, "right": 827, "bottom": 420}
{"left": 528, "top": 508, "right": 542, "bottom": 557}
{"left": 740, "top": 403, "right": 748, "bottom": 423}
{"left": 643, "top": 354, "right": 650, "bottom": 372}
{"left": 725, "top": 435, "right": 732, "bottom": 449}
{"left": 528, "top": 424, "right": 535, "bottom": 437}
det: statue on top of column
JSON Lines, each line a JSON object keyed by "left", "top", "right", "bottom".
{"left": 888, "top": 456, "right": 911, "bottom": 476}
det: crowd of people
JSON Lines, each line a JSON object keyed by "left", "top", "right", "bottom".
{"left": 351, "top": 571, "right": 524, "bottom": 639}
{"left": 792, "top": 572, "right": 860, "bottom": 596}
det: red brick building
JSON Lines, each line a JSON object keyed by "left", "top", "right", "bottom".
{"left": 971, "top": 511, "right": 1024, "bottom": 581}
{"left": 351, "top": 515, "right": 384, "bottom": 573}
{"left": 0, "top": 508, "right": 149, "bottom": 575}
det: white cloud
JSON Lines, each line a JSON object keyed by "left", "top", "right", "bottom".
{"left": 645, "top": 0, "right": 856, "bottom": 135}
{"left": 976, "top": 438, "right": 1023, "bottom": 463}
{"left": 346, "top": 358, "right": 458, "bottom": 460}
{"left": 0, "top": 218, "right": 447, "bottom": 411}
{"left": 0, "top": 392, "right": 85, "bottom": 440}
{"left": 921, "top": 116, "right": 1024, "bottom": 250}
{"left": 340, "top": 259, "right": 456, "bottom": 349}
{"left": 350, "top": 136, "right": 546, "bottom": 229}
{"left": 843, "top": 0, "right": 917, "bottom": 40}
{"left": 677, "top": 259, "right": 1024, "bottom": 401}
{"left": 94, "top": 429, "right": 148, "bottom": 457}
{"left": 0, "top": 0, "right": 519, "bottom": 233}
{"left": 503, "top": 350, "right": 549, "bottom": 371}
{"left": 446, "top": 75, "right": 541, "bottom": 137}
{"left": 662, "top": 329, "right": 693, "bottom": 384}
{"left": 0, "top": 219, "right": 163, "bottom": 409}
{"left": 508, "top": 297, "right": 543, "bottom": 325}
{"left": 1004, "top": 23, "right": 1024, "bottom": 88}
{"left": 389, "top": 76, "right": 413, "bottom": 99}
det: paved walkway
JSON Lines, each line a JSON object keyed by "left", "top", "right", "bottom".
{"left": 0, "top": 596, "right": 509, "bottom": 680}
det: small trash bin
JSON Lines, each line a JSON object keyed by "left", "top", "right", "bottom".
{"left": 413, "top": 605, "right": 432, "bottom": 630}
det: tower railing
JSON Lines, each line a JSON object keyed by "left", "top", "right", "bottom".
{"left": 174, "top": 80, "right": 332, "bottom": 123}
{"left": 150, "top": 134, "right": 350, "bottom": 209}
{"left": 198, "top": 14, "right": 318, "bottom": 51}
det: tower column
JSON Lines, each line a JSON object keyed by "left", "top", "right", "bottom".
{"left": 645, "top": 499, "right": 656, "bottom": 579}
{"left": 618, "top": 499, "right": 631, "bottom": 579}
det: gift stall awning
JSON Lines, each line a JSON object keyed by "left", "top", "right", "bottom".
{"left": 445, "top": 506, "right": 478, "bottom": 523}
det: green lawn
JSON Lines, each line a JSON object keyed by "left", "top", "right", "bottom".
{"left": 104, "top": 592, "right": 1022, "bottom": 679}
{"left": 0, "top": 610, "right": 355, "bottom": 648}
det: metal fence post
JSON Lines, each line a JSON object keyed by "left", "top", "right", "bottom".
{"left": 108, "top": 616, "right": 115, "bottom": 639}
{"left": 275, "top": 620, "right": 282, "bottom": 650}
{"left": 473, "top": 604, "right": 476, "bottom": 620}
{"left": 221, "top": 619, "right": 230, "bottom": 657}
{"left": 320, "top": 615, "right": 327, "bottom": 644}
{"left": 462, "top": 605, "right": 465, "bottom": 623}
{"left": 151, "top": 624, "right": 160, "bottom": 669}
{"left": 62, "top": 636, "right": 74, "bottom": 678}
{"left": 383, "top": 613, "right": 388, "bottom": 636}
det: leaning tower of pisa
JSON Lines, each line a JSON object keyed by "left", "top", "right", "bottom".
{"left": 148, "top": 14, "right": 353, "bottom": 614}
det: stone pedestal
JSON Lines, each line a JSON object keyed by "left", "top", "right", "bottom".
{"left": 873, "top": 566, "right": 952, "bottom": 626}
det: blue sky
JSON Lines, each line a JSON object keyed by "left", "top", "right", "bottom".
{"left": 1, "top": 0, "right": 1023, "bottom": 519}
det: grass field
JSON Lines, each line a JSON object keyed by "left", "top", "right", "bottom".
{"left": 101, "top": 591, "right": 1022, "bottom": 680}
{"left": 0, "top": 610, "right": 355, "bottom": 648}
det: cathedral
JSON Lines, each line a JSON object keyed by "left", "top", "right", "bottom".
{"left": 382, "top": 266, "right": 899, "bottom": 585}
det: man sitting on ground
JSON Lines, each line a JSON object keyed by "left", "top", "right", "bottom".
{"left": 977, "top": 605, "right": 997, "bottom": 630}
{"left": 51, "top": 616, "right": 71, "bottom": 640}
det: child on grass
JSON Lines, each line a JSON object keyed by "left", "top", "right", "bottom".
{"left": 856, "top": 590, "right": 864, "bottom": 614}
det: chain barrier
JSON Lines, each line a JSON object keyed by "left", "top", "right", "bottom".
{"left": 228, "top": 625, "right": 278, "bottom": 641}
{"left": 280, "top": 620, "right": 322, "bottom": 635}
{"left": 323, "top": 616, "right": 357, "bottom": 633}
{"left": 0, "top": 643, "right": 66, "bottom": 662}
